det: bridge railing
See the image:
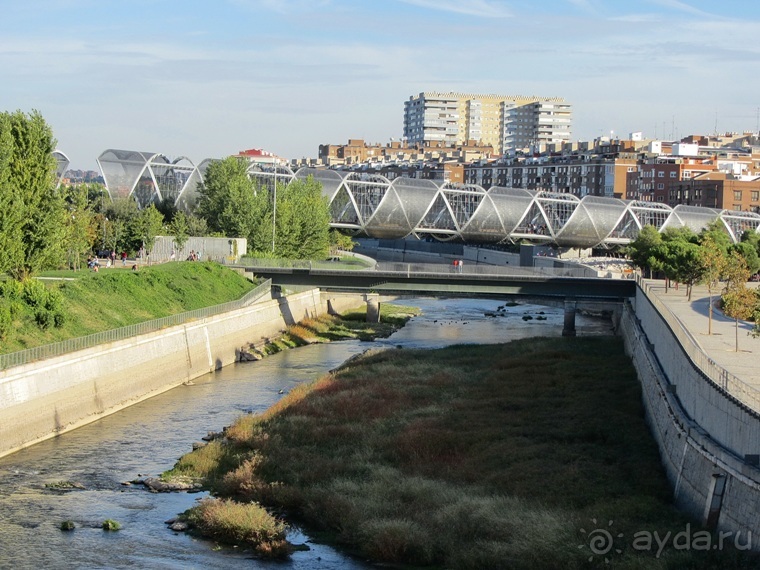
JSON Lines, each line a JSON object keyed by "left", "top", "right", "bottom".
{"left": 636, "top": 275, "right": 760, "bottom": 412}
{"left": 0, "top": 279, "right": 273, "bottom": 371}
{"left": 236, "top": 257, "right": 376, "bottom": 271}
{"left": 373, "top": 261, "right": 598, "bottom": 279}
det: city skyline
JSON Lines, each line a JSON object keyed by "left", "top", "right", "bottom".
{"left": 2, "top": 0, "right": 759, "bottom": 170}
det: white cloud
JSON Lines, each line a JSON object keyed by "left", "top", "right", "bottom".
{"left": 398, "top": 0, "right": 513, "bottom": 18}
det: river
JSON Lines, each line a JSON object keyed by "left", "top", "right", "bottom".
{"left": 0, "top": 297, "right": 612, "bottom": 569}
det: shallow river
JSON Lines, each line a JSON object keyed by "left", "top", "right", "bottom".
{"left": 0, "top": 297, "right": 612, "bottom": 569}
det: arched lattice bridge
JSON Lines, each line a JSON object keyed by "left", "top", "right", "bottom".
{"left": 249, "top": 165, "right": 760, "bottom": 249}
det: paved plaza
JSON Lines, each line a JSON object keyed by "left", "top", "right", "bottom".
{"left": 642, "top": 280, "right": 760, "bottom": 392}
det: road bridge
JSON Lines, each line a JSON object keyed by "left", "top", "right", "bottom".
{"left": 236, "top": 262, "right": 635, "bottom": 336}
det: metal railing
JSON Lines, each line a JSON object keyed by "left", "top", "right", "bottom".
{"left": 237, "top": 257, "right": 374, "bottom": 271}
{"left": 636, "top": 275, "right": 760, "bottom": 413}
{"left": 0, "top": 279, "right": 272, "bottom": 371}
{"left": 373, "top": 261, "right": 597, "bottom": 279}
{"left": 237, "top": 258, "right": 598, "bottom": 279}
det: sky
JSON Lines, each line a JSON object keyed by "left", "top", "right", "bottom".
{"left": 2, "top": 0, "right": 759, "bottom": 170}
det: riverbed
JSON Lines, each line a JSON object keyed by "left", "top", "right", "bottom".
{"left": 0, "top": 297, "right": 611, "bottom": 569}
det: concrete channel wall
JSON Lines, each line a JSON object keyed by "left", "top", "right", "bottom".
{"left": 0, "top": 289, "right": 365, "bottom": 459}
{"left": 622, "top": 290, "right": 760, "bottom": 547}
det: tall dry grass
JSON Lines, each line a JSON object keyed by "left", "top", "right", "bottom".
{"left": 184, "top": 497, "right": 289, "bottom": 558}
{"left": 167, "top": 337, "right": 759, "bottom": 568}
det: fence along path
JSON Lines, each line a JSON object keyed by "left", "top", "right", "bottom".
{"left": 0, "top": 279, "right": 272, "bottom": 371}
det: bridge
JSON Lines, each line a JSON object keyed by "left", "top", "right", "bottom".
{"left": 237, "top": 261, "right": 636, "bottom": 336}
{"left": 247, "top": 166, "right": 760, "bottom": 249}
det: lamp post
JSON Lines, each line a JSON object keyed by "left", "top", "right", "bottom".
{"left": 271, "top": 157, "right": 277, "bottom": 253}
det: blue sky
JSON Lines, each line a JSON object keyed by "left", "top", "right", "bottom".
{"left": 2, "top": 0, "right": 759, "bottom": 169}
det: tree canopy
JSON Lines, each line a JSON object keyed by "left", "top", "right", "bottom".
{"left": 195, "top": 157, "right": 331, "bottom": 259}
{"left": 0, "top": 110, "right": 67, "bottom": 280}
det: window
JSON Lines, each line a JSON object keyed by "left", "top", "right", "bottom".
{"left": 734, "top": 204, "right": 742, "bottom": 211}
{"left": 752, "top": 191, "right": 759, "bottom": 202}
{"left": 670, "top": 172, "right": 677, "bottom": 178}
{"left": 657, "top": 183, "right": 664, "bottom": 190}
{"left": 734, "top": 191, "right": 742, "bottom": 201}
{"left": 658, "top": 171, "right": 665, "bottom": 178}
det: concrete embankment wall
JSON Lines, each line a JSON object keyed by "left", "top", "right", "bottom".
{"left": 622, "top": 289, "right": 760, "bottom": 546}
{"left": 0, "top": 290, "right": 365, "bottom": 459}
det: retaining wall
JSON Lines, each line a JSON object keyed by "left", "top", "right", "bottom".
{"left": 622, "top": 290, "right": 760, "bottom": 547}
{"left": 0, "top": 289, "right": 365, "bottom": 459}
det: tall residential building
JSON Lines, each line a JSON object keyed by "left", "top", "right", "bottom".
{"left": 403, "top": 92, "right": 572, "bottom": 155}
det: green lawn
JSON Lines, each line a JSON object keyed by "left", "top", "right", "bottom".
{"left": 0, "top": 262, "right": 257, "bottom": 354}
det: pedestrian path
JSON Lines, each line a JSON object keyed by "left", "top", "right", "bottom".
{"left": 641, "top": 279, "right": 760, "bottom": 400}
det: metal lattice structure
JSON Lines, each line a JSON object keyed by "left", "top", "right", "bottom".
{"left": 97, "top": 149, "right": 203, "bottom": 210}
{"left": 53, "top": 150, "right": 69, "bottom": 188}
{"left": 248, "top": 167, "right": 760, "bottom": 248}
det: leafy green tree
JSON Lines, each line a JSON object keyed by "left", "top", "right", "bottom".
{"left": 730, "top": 241, "right": 760, "bottom": 276}
{"left": 196, "top": 157, "right": 265, "bottom": 244}
{"left": 330, "top": 229, "right": 356, "bottom": 254}
{"left": 625, "top": 225, "right": 662, "bottom": 277}
{"left": 130, "top": 204, "right": 165, "bottom": 260}
{"left": 698, "top": 220, "right": 732, "bottom": 252}
{"left": 648, "top": 227, "right": 700, "bottom": 294}
{"left": 186, "top": 213, "right": 208, "bottom": 237}
{"left": 0, "top": 110, "right": 67, "bottom": 280}
{"left": 61, "top": 185, "right": 96, "bottom": 271}
{"left": 169, "top": 210, "right": 190, "bottom": 254}
{"left": 103, "top": 197, "right": 140, "bottom": 253}
{"left": 721, "top": 252, "right": 757, "bottom": 352}
{"left": 272, "top": 175, "right": 330, "bottom": 259}
{"left": 698, "top": 234, "right": 728, "bottom": 335}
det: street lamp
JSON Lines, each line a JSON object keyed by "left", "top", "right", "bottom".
{"left": 271, "top": 158, "right": 277, "bottom": 253}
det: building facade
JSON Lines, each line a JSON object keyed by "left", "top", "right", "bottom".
{"left": 403, "top": 92, "right": 572, "bottom": 155}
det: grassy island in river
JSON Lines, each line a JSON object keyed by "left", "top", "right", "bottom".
{"left": 166, "top": 336, "right": 758, "bottom": 569}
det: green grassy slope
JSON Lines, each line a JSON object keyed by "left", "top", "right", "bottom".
{"left": 1, "top": 262, "right": 256, "bottom": 354}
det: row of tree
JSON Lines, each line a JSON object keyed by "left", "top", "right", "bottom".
{"left": 0, "top": 111, "right": 343, "bottom": 280}
{"left": 196, "top": 156, "right": 332, "bottom": 259}
{"left": 626, "top": 223, "right": 760, "bottom": 347}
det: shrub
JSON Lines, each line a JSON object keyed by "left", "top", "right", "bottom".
{"left": 102, "top": 519, "right": 121, "bottom": 531}
{"left": 60, "top": 520, "right": 76, "bottom": 531}
{"left": 184, "top": 498, "right": 289, "bottom": 557}
{"left": 0, "top": 300, "right": 12, "bottom": 341}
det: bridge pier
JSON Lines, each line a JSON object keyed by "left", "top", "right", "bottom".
{"left": 562, "top": 299, "right": 577, "bottom": 337}
{"left": 365, "top": 293, "right": 380, "bottom": 323}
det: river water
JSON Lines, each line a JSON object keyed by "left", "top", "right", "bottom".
{"left": 0, "top": 297, "right": 611, "bottom": 570}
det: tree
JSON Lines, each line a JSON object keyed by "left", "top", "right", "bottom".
{"left": 196, "top": 157, "right": 264, "bottom": 244}
{"left": 186, "top": 213, "right": 208, "bottom": 237}
{"left": 721, "top": 251, "right": 757, "bottom": 352}
{"left": 625, "top": 225, "right": 662, "bottom": 277}
{"left": 169, "top": 210, "right": 190, "bottom": 254}
{"left": 273, "top": 175, "right": 330, "bottom": 259}
{"left": 0, "top": 110, "right": 67, "bottom": 280}
{"left": 330, "top": 229, "right": 355, "bottom": 255}
{"left": 649, "top": 227, "right": 700, "bottom": 295}
{"left": 130, "top": 204, "right": 165, "bottom": 260}
{"left": 730, "top": 241, "right": 760, "bottom": 276}
{"left": 61, "top": 185, "right": 96, "bottom": 271}
{"left": 698, "top": 234, "right": 728, "bottom": 335}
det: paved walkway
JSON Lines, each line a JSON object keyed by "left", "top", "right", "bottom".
{"left": 641, "top": 280, "right": 760, "bottom": 393}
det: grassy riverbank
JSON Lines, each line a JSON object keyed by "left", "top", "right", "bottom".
{"left": 166, "top": 336, "right": 757, "bottom": 568}
{"left": 0, "top": 262, "right": 256, "bottom": 353}
{"left": 250, "top": 303, "right": 421, "bottom": 356}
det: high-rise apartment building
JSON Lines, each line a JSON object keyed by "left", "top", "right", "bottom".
{"left": 403, "top": 92, "right": 572, "bottom": 156}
